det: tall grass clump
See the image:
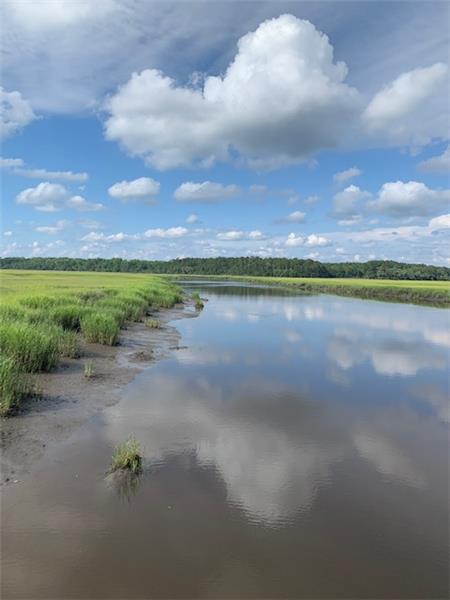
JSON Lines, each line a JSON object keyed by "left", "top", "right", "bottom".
{"left": 80, "top": 311, "right": 120, "bottom": 345}
{"left": 0, "top": 357, "right": 33, "bottom": 416}
{"left": 192, "top": 292, "right": 204, "bottom": 310}
{"left": 111, "top": 438, "right": 142, "bottom": 474}
{"left": 145, "top": 318, "right": 160, "bottom": 329}
{"left": 84, "top": 360, "right": 94, "bottom": 378}
{"left": 0, "top": 321, "right": 60, "bottom": 372}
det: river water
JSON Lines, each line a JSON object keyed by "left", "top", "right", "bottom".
{"left": 2, "top": 283, "right": 449, "bottom": 598}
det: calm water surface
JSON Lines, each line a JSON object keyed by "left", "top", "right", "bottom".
{"left": 2, "top": 284, "right": 449, "bottom": 598}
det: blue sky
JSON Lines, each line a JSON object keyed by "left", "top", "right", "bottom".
{"left": 1, "top": 1, "right": 449, "bottom": 264}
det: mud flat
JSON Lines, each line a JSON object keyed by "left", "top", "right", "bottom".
{"left": 0, "top": 302, "right": 197, "bottom": 485}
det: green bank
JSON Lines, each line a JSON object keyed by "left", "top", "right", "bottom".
{"left": 169, "top": 274, "right": 450, "bottom": 307}
{"left": 0, "top": 270, "right": 182, "bottom": 415}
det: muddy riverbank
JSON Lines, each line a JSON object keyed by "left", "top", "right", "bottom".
{"left": 0, "top": 302, "right": 197, "bottom": 485}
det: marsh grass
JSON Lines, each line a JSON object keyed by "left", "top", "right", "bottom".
{"left": 111, "top": 438, "right": 142, "bottom": 474}
{"left": 192, "top": 292, "right": 204, "bottom": 310}
{"left": 0, "top": 321, "right": 60, "bottom": 372}
{"left": 0, "top": 357, "right": 34, "bottom": 416}
{"left": 80, "top": 312, "right": 120, "bottom": 345}
{"left": 0, "top": 272, "right": 182, "bottom": 414}
{"left": 145, "top": 318, "right": 161, "bottom": 329}
{"left": 84, "top": 360, "right": 94, "bottom": 378}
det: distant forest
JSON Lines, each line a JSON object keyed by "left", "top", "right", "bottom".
{"left": 1, "top": 257, "right": 449, "bottom": 280}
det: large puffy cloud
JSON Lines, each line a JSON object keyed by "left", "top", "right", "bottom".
{"left": 105, "top": 15, "right": 360, "bottom": 169}
{"left": 0, "top": 87, "right": 36, "bottom": 139}
{"left": 368, "top": 181, "right": 450, "bottom": 218}
{"left": 16, "top": 182, "right": 104, "bottom": 212}
{"left": 174, "top": 182, "right": 239, "bottom": 203}
{"left": 363, "top": 63, "right": 448, "bottom": 146}
{"left": 108, "top": 177, "right": 160, "bottom": 201}
{"left": 418, "top": 146, "right": 450, "bottom": 173}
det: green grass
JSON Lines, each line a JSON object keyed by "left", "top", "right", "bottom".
{"left": 0, "top": 357, "right": 34, "bottom": 416}
{"left": 111, "top": 438, "right": 142, "bottom": 474}
{"left": 84, "top": 360, "right": 94, "bottom": 379}
{"left": 145, "top": 318, "right": 161, "bottom": 329}
{"left": 0, "top": 270, "right": 182, "bottom": 415}
{"left": 192, "top": 291, "right": 205, "bottom": 310}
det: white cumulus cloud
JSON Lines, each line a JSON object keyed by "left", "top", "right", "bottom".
{"left": 108, "top": 177, "right": 160, "bottom": 200}
{"left": 16, "top": 182, "right": 104, "bottom": 212}
{"left": 174, "top": 181, "right": 239, "bottom": 203}
{"left": 429, "top": 214, "right": 450, "bottom": 230}
{"left": 144, "top": 227, "right": 188, "bottom": 239}
{"left": 333, "top": 166, "right": 361, "bottom": 185}
{"left": 332, "top": 184, "right": 371, "bottom": 220}
{"left": 217, "top": 230, "right": 265, "bottom": 241}
{"left": 34, "top": 219, "right": 69, "bottom": 234}
{"left": 363, "top": 63, "right": 448, "bottom": 146}
{"left": 0, "top": 87, "right": 36, "bottom": 139}
{"left": 368, "top": 181, "right": 450, "bottom": 218}
{"left": 0, "top": 157, "right": 24, "bottom": 167}
{"left": 286, "top": 233, "right": 331, "bottom": 247}
{"left": 13, "top": 167, "right": 88, "bottom": 182}
{"left": 418, "top": 146, "right": 450, "bottom": 173}
{"left": 104, "top": 15, "right": 360, "bottom": 169}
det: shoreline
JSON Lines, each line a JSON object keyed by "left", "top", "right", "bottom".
{"left": 0, "top": 301, "right": 197, "bottom": 485}
{"left": 170, "top": 274, "right": 450, "bottom": 307}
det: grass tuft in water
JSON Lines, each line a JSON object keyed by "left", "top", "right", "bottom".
{"left": 192, "top": 292, "right": 204, "bottom": 310}
{"left": 145, "top": 318, "right": 161, "bottom": 329}
{"left": 84, "top": 360, "right": 94, "bottom": 378}
{"left": 111, "top": 438, "right": 142, "bottom": 474}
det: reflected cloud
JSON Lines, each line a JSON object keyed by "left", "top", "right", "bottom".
{"left": 328, "top": 331, "right": 446, "bottom": 376}
{"left": 105, "top": 374, "right": 343, "bottom": 524}
{"left": 412, "top": 384, "right": 450, "bottom": 424}
{"left": 353, "top": 429, "right": 425, "bottom": 488}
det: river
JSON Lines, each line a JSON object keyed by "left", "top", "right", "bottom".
{"left": 2, "top": 282, "right": 449, "bottom": 598}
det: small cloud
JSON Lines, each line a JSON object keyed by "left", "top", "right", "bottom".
{"left": 249, "top": 184, "right": 267, "bottom": 193}
{"left": 286, "top": 233, "right": 331, "bottom": 247}
{"left": 276, "top": 210, "right": 306, "bottom": 224}
{"left": 34, "top": 219, "right": 69, "bottom": 234}
{"left": 16, "top": 182, "right": 105, "bottom": 212}
{"left": 333, "top": 167, "right": 361, "bottom": 186}
{"left": 174, "top": 181, "right": 239, "bottom": 203}
{"left": 304, "top": 195, "right": 320, "bottom": 205}
{"left": 418, "top": 145, "right": 450, "bottom": 173}
{"left": 0, "top": 87, "right": 36, "bottom": 140}
{"left": 186, "top": 214, "right": 199, "bottom": 224}
{"left": 217, "top": 229, "right": 265, "bottom": 241}
{"left": 108, "top": 177, "right": 160, "bottom": 201}
{"left": 66, "top": 195, "right": 104, "bottom": 212}
{"left": 13, "top": 167, "right": 88, "bottom": 182}
{"left": 0, "top": 157, "right": 25, "bottom": 168}
{"left": 144, "top": 227, "right": 188, "bottom": 239}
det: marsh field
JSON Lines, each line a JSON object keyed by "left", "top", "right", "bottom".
{"left": 1, "top": 271, "right": 449, "bottom": 598}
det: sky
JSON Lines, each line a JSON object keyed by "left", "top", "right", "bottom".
{"left": 1, "top": 0, "right": 449, "bottom": 265}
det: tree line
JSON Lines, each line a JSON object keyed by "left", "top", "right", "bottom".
{"left": 1, "top": 256, "right": 449, "bottom": 280}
